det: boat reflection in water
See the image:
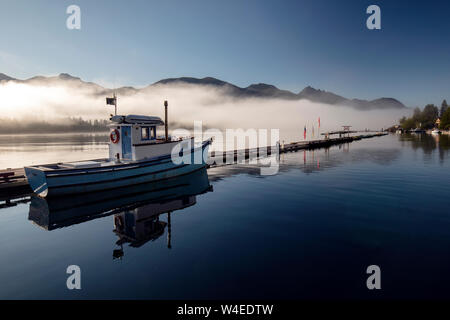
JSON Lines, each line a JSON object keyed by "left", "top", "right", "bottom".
{"left": 28, "top": 167, "right": 212, "bottom": 258}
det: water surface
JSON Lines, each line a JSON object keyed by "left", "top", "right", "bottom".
{"left": 0, "top": 133, "right": 449, "bottom": 299}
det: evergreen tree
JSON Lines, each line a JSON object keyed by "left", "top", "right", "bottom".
{"left": 441, "top": 107, "right": 450, "bottom": 130}
{"left": 441, "top": 99, "right": 448, "bottom": 118}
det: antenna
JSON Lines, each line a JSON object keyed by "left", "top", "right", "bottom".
{"left": 164, "top": 100, "right": 168, "bottom": 141}
{"left": 114, "top": 92, "right": 117, "bottom": 116}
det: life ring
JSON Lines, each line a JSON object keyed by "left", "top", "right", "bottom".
{"left": 110, "top": 129, "right": 120, "bottom": 144}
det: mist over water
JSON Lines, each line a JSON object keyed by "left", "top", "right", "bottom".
{"left": 0, "top": 80, "right": 410, "bottom": 143}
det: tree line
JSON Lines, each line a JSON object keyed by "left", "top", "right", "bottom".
{"left": 400, "top": 100, "right": 449, "bottom": 130}
{"left": 0, "top": 117, "right": 110, "bottom": 134}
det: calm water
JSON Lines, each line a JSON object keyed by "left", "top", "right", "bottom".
{"left": 0, "top": 133, "right": 108, "bottom": 168}
{"left": 0, "top": 133, "right": 450, "bottom": 299}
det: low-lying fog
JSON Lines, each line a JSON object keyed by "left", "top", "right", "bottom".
{"left": 0, "top": 80, "right": 410, "bottom": 144}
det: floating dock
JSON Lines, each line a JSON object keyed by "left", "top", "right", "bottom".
{"left": 0, "top": 132, "right": 388, "bottom": 201}
{"left": 208, "top": 132, "right": 387, "bottom": 165}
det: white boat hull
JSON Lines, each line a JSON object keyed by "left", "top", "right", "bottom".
{"left": 25, "top": 140, "right": 211, "bottom": 197}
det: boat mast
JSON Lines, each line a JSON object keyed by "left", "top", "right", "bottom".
{"left": 164, "top": 100, "right": 168, "bottom": 141}
{"left": 114, "top": 92, "right": 118, "bottom": 116}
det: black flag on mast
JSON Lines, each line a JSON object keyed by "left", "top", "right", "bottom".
{"left": 106, "top": 97, "right": 116, "bottom": 105}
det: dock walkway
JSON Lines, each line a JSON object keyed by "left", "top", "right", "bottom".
{"left": 208, "top": 132, "right": 387, "bottom": 165}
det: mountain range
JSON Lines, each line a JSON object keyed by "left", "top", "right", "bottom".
{"left": 0, "top": 72, "right": 406, "bottom": 110}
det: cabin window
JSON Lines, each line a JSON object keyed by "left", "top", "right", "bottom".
{"left": 141, "top": 127, "right": 150, "bottom": 140}
{"left": 141, "top": 126, "right": 156, "bottom": 140}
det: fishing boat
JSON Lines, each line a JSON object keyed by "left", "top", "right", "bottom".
{"left": 25, "top": 100, "right": 212, "bottom": 197}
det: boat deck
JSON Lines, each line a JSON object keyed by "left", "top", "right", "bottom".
{"left": 29, "top": 158, "right": 115, "bottom": 171}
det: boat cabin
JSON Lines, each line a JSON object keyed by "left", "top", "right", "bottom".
{"left": 108, "top": 114, "right": 176, "bottom": 162}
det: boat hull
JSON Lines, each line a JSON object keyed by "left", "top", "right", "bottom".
{"left": 25, "top": 140, "right": 210, "bottom": 197}
{"left": 28, "top": 167, "right": 211, "bottom": 230}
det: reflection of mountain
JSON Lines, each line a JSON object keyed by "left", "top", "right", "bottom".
{"left": 28, "top": 168, "right": 212, "bottom": 257}
{"left": 0, "top": 72, "right": 406, "bottom": 110}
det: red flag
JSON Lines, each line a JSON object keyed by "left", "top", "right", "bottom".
{"left": 318, "top": 117, "right": 321, "bottom": 128}
{"left": 304, "top": 125, "right": 306, "bottom": 140}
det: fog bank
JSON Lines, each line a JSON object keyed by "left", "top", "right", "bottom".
{"left": 0, "top": 80, "right": 410, "bottom": 142}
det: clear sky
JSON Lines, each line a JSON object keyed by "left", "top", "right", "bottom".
{"left": 0, "top": 0, "right": 449, "bottom": 106}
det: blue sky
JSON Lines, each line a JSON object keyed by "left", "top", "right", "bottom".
{"left": 0, "top": 0, "right": 449, "bottom": 106}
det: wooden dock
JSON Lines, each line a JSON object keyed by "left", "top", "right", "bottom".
{"left": 0, "top": 167, "right": 33, "bottom": 203}
{"left": 0, "top": 132, "right": 388, "bottom": 201}
{"left": 208, "top": 132, "right": 387, "bottom": 165}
